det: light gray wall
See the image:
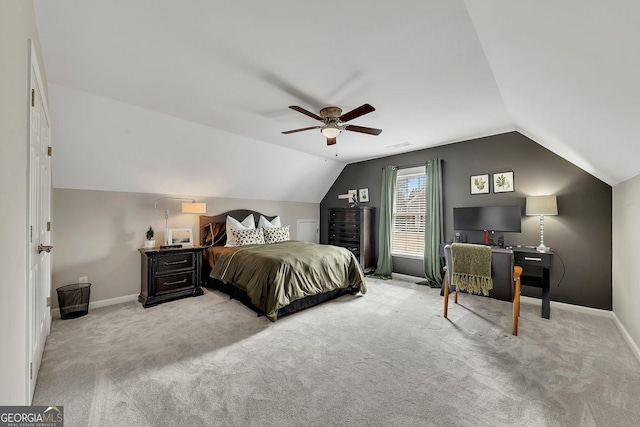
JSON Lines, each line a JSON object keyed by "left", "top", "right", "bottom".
{"left": 0, "top": 0, "right": 48, "bottom": 405}
{"left": 321, "top": 132, "right": 612, "bottom": 311}
{"left": 51, "top": 189, "right": 319, "bottom": 308}
{"left": 612, "top": 174, "right": 640, "bottom": 354}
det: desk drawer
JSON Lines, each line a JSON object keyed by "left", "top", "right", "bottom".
{"left": 514, "top": 251, "right": 552, "bottom": 268}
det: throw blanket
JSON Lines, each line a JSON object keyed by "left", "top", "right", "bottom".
{"left": 451, "top": 243, "right": 493, "bottom": 296}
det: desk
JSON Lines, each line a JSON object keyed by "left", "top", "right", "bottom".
{"left": 512, "top": 247, "right": 553, "bottom": 319}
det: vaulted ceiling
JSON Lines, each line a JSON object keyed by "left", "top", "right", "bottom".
{"left": 33, "top": 0, "right": 640, "bottom": 202}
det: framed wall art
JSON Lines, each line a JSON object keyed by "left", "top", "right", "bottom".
{"left": 470, "top": 174, "right": 490, "bottom": 194}
{"left": 493, "top": 171, "right": 514, "bottom": 193}
{"left": 359, "top": 188, "right": 370, "bottom": 202}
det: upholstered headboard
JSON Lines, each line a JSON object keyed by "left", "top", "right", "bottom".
{"left": 199, "top": 210, "right": 278, "bottom": 246}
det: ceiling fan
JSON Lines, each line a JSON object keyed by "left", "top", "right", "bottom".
{"left": 282, "top": 104, "right": 382, "bottom": 145}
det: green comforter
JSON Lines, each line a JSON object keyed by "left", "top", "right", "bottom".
{"left": 204, "top": 241, "right": 366, "bottom": 321}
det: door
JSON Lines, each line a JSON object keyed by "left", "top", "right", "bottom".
{"left": 297, "top": 219, "right": 319, "bottom": 243}
{"left": 28, "top": 40, "right": 52, "bottom": 402}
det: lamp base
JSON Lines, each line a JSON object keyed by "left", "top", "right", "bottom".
{"left": 536, "top": 244, "right": 552, "bottom": 253}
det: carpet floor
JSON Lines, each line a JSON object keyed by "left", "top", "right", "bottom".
{"left": 33, "top": 278, "right": 640, "bottom": 426}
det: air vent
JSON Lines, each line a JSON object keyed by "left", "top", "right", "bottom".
{"left": 385, "top": 142, "right": 411, "bottom": 149}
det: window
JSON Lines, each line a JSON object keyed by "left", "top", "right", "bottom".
{"left": 392, "top": 166, "right": 426, "bottom": 257}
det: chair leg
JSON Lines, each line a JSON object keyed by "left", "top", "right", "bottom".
{"left": 513, "top": 267, "right": 522, "bottom": 336}
{"left": 443, "top": 270, "right": 450, "bottom": 318}
{"left": 454, "top": 289, "right": 458, "bottom": 304}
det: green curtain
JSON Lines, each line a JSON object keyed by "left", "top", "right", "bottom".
{"left": 372, "top": 165, "right": 397, "bottom": 279}
{"left": 420, "top": 158, "right": 444, "bottom": 287}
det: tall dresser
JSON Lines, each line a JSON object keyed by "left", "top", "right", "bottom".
{"left": 328, "top": 207, "right": 376, "bottom": 273}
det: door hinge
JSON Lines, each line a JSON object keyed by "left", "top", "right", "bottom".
{"left": 48, "top": 146, "right": 52, "bottom": 156}
{"left": 31, "top": 89, "right": 35, "bottom": 107}
{"left": 30, "top": 225, "right": 33, "bottom": 243}
{"left": 47, "top": 221, "right": 51, "bottom": 231}
{"left": 46, "top": 297, "right": 51, "bottom": 307}
{"left": 30, "top": 362, "right": 33, "bottom": 380}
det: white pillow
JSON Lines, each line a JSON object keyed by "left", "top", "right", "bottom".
{"left": 258, "top": 215, "right": 282, "bottom": 228}
{"left": 225, "top": 214, "right": 255, "bottom": 247}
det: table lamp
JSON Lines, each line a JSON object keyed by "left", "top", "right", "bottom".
{"left": 525, "top": 195, "right": 558, "bottom": 252}
{"left": 154, "top": 197, "right": 207, "bottom": 245}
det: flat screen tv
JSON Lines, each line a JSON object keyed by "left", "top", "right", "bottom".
{"left": 453, "top": 206, "right": 522, "bottom": 232}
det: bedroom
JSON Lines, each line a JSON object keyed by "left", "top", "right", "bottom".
{"left": 2, "top": 0, "right": 639, "bottom": 424}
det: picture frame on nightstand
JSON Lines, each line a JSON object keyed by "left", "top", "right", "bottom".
{"left": 168, "top": 228, "right": 193, "bottom": 246}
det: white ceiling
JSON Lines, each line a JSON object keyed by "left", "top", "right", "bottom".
{"left": 33, "top": 0, "right": 640, "bottom": 196}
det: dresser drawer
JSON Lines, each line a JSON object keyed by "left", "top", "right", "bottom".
{"left": 329, "top": 234, "right": 360, "bottom": 245}
{"left": 155, "top": 252, "right": 196, "bottom": 274}
{"left": 329, "top": 222, "right": 360, "bottom": 232}
{"left": 330, "top": 210, "right": 361, "bottom": 221}
{"left": 514, "top": 251, "right": 552, "bottom": 268}
{"left": 154, "top": 271, "right": 197, "bottom": 295}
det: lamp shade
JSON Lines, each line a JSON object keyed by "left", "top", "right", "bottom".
{"left": 525, "top": 196, "right": 558, "bottom": 216}
{"left": 181, "top": 202, "right": 206, "bottom": 214}
{"left": 321, "top": 125, "right": 341, "bottom": 138}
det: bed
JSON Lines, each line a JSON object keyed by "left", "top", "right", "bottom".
{"left": 199, "top": 210, "right": 367, "bottom": 321}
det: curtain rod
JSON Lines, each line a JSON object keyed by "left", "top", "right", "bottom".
{"left": 381, "top": 163, "right": 426, "bottom": 170}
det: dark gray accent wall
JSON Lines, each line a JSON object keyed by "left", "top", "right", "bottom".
{"left": 321, "top": 132, "right": 612, "bottom": 310}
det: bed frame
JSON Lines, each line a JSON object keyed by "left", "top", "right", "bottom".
{"left": 198, "top": 210, "right": 357, "bottom": 320}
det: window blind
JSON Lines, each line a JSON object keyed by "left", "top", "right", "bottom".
{"left": 392, "top": 166, "right": 426, "bottom": 256}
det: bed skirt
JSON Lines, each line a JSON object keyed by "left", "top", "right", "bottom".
{"left": 203, "top": 276, "right": 358, "bottom": 320}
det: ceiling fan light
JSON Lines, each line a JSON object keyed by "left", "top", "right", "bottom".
{"left": 321, "top": 125, "right": 341, "bottom": 139}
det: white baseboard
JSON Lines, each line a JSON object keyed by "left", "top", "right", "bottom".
{"left": 611, "top": 312, "right": 640, "bottom": 363}
{"left": 52, "top": 294, "right": 138, "bottom": 319}
{"left": 520, "top": 296, "right": 613, "bottom": 317}
{"left": 391, "top": 273, "right": 426, "bottom": 283}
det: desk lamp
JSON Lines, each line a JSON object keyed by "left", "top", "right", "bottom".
{"left": 154, "top": 197, "right": 206, "bottom": 245}
{"left": 526, "top": 195, "right": 558, "bottom": 252}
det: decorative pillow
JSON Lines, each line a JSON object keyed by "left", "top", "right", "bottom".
{"left": 263, "top": 226, "right": 290, "bottom": 244}
{"left": 258, "top": 215, "right": 282, "bottom": 229}
{"left": 231, "top": 227, "right": 265, "bottom": 246}
{"left": 225, "top": 214, "right": 255, "bottom": 247}
{"left": 203, "top": 223, "right": 227, "bottom": 246}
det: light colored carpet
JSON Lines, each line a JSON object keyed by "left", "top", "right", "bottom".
{"left": 33, "top": 278, "right": 640, "bottom": 427}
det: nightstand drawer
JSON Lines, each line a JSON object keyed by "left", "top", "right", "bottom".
{"left": 156, "top": 252, "right": 195, "bottom": 274}
{"left": 154, "top": 271, "right": 197, "bottom": 295}
{"left": 514, "top": 251, "right": 552, "bottom": 268}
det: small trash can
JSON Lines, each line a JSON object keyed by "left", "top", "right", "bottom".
{"left": 56, "top": 283, "right": 91, "bottom": 319}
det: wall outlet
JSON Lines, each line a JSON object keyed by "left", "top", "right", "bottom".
{"left": 79, "top": 276, "right": 89, "bottom": 283}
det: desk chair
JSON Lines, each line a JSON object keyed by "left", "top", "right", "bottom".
{"left": 443, "top": 244, "right": 523, "bottom": 336}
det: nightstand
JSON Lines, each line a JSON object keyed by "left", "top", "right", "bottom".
{"left": 138, "top": 246, "right": 205, "bottom": 308}
{"left": 513, "top": 247, "right": 553, "bottom": 319}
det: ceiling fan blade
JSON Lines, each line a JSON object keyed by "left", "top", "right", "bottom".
{"left": 326, "top": 137, "right": 337, "bottom": 146}
{"left": 344, "top": 124, "right": 383, "bottom": 135}
{"left": 339, "top": 104, "right": 375, "bottom": 122}
{"left": 282, "top": 126, "right": 321, "bottom": 134}
{"left": 289, "top": 106, "right": 323, "bottom": 121}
